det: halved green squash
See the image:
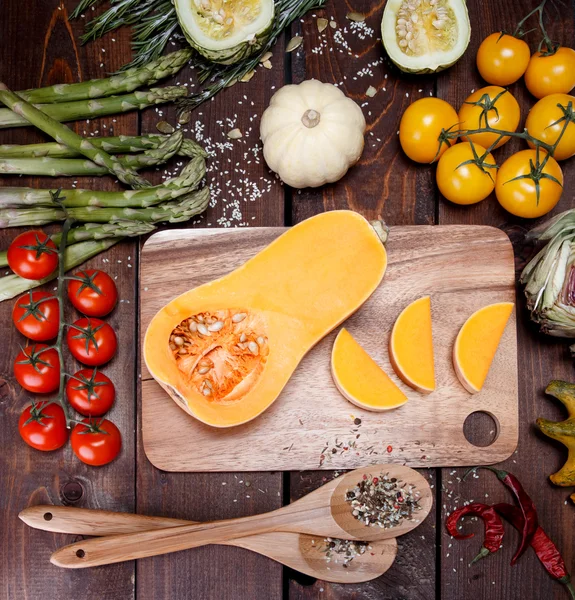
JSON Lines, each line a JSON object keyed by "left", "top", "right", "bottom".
{"left": 381, "top": 0, "right": 471, "bottom": 73}
{"left": 174, "top": 0, "right": 274, "bottom": 64}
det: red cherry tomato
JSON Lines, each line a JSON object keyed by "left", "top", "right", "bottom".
{"left": 12, "top": 291, "right": 59, "bottom": 341}
{"left": 14, "top": 344, "right": 60, "bottom": 393}
{"left": 66, "top": 318, "right": 117, "bottom": 366}
{"left": 66, "top": 368, "right": 115, "bottom": 416}
{"left": 18, "top": 401, "right": 68, "bottom": 451}
{"left": 7, "top": 231, "right": 58, "bottom": 280}
{"left": 67, "top": 269, "right": 118, "bottom": 317}
{"left": 70, "top": 418, "right": 122, "bottom": 466}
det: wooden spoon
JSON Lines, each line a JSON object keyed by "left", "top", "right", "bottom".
{"left": 50, "top": 464, "right": 431, "bottom": 569}
{"left": 20, "top": 505, "right": 397, "bottom": 583}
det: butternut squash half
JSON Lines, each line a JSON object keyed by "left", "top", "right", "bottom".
{"left": 144, "top": 211, "right": 388, "bottom": 428}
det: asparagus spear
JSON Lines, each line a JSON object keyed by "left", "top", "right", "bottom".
{"left": 0, "top": 238, "right": 120, "bottom": 302}
{"left": 0, "top": 83, "right": 149, "bottom": 188}
{"left": 17, "top": 49, "right": 192, "bottom": 104}
{"left": 0, "top": 86, "right": 188, "bottom": 130}
{"left": 0, "top": 130, "right": 184, "bottom": 176}
{"left": 0, "top": 187, "right": 210, "bottom": 227}
{"left": 0, "top": 133, "right": 207, "bottom": 159}
{"left": 0, "top": 221, "right": 155, "bottom": 268}
{"left": 0, "top": 156, "right": 206, "bottom": 208}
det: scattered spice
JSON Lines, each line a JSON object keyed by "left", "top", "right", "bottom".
{"left": 329, "top": 20, "right": 337, "bottom": 29}
{"left": 317, "top": 17, "right": 328, "bottom": 33}
{"left": 366, "top": 85, "right": 377, "bottom": 98}
{"left": 323, "top": 537, "right": 370, "bottom": 567}
{"left": 346, "top": 472, "right": 421, "bottom": 528}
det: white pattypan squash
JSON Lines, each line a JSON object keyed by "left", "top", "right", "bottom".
{"left": 260, "top": 80, "right": 366, "bottom": 188}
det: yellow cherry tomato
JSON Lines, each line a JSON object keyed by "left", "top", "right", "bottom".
{"left": 525, "top": 93, "right": 575, "bottom": 160}
{"left": 495, "top": 149, "right": 563, "bottom": 218}
{"left": 399, "top": 98, "right": 459, "bottom": 163}
{"left": 476, "top": 33, "right": 531, "bottom": 86}
{"left": 436, "top": 142, "right": 497, "bottom": 205}
{"left": 524, "top": 47, "right": 575, "bottom": 99}
{"left": 458, "top": 86, "right": 521, "bottom": 149}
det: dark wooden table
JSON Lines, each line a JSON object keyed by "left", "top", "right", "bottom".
{"left": 1, "top": 1, "right": 574, "bottom": 598}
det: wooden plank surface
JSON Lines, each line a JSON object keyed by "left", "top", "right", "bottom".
{"left": 437, "top": 2, "right": 575, "bottom": 599}
{"left": 0, "top": 2, "right": 137, "bottom": 598}
{"left": 1, "top": 0, "right": 575, "bottom": 599}
{"left": 140, "top": 224, "right": 518, "bottom": 471}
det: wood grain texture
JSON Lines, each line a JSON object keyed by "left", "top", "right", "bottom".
{"left": 0, "top": 2, "right": 137, "bottom": 599}
{"left": 438, "top": 2, "right": 575, "bottom": 600}
{"left": 134, "top": 35, "right": 287, "bottom": 600}
{"left": 140, "top": 224, "right": 518, "bottom": 472}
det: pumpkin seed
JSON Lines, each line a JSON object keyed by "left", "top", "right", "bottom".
{"left": 329, "top": 20, "right": 337, "bottom": 29}
{"left": 317, "top": 17, "right": 328, "bottom": 32}
{"left": 202, "top": 387, "right": 211, "bottom": 396}
{"left": 227, "top": 128, "right": 243, "bottom": 139}
{"left": 260, "top": 51, "right": 273, "bottom": 63}
{"left": 248, "top": 341, "right": 259, "bottom": 355}
{"left": 240, "top": 333, "right": 247, "bottom": 343}
{"left": 262, "top": 60, "right": 273, "bottom": 69}
{"left": 178, "top": 110, "right": 191, "bottom": 125}
{"left": 204, "top": 379, "right": 213, "bottom": 389}
{"left": 366, "top": 86, "right": 377, "bottom": 98}
{"left": 198, "top": 366, "right": 210, "bottom": 374}
{"left": 174, "top": 336, "right": 184, "bottom": 346}
{"left": 232, "top": 312, "right": 247, "bottom": 323}
{"left": 178, "top": 348, "right": 188, "bottom": 355}
{"left": 240, "top": 70, "right": 255, "bottom": 83}
{"left": 156, "top": 120, "right": 175, "bottom": 134}
{"left": 188, "top": 321, "right": 197, "bottom": 333}
{"left": 346, "top": 11, "right": 365, "bottom": 22}
{"left": 197, "top": 315, "right": 204, "bottom": 323}
{"left": 208, "top": 320, "right": 224, "bottom": 332}
{"left": 169, "top": 343, "right": 176, "bottom": 351}
{"left": 256, "top": 336, "right": 265, "bottom": 345}
{"left": 286, "top": 35, "right": 303, "bottom": 52}
{"left": 197, "top": 323, "right": 210, "bottom": 336}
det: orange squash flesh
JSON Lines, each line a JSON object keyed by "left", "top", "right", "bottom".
{"left": 331, "top": 328, "right": 407, "bottom": 412}
{"left": 453, "top": 302, "right": 514, "bottom": 394}
{"left": 389, "top": 296, "right": 435, "bottom": 394}
{"left": 144, "top": 211, "right": 388, "bottom": 428}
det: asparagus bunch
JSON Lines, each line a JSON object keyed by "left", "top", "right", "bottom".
{"left": 0, "top": 130, "right": 183, "bottom": 176}
{"left": 0, "top": 86, "right": 187, "bottom": 129}
{"left": 0, "top": 83, "right": 150, "bottom": 188}
{"left": 0, "top": 187, "right": 210, "bottom": 227}
{"left": 17, "top": 49, "right": 192, "bottom": 104}
{"left": 0, "top": 155, "right": 205, "bottom": 208}
{"left": 0, "top": 134, "right": 207, "bottom": 159}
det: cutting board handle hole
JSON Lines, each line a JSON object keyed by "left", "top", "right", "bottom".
{"left": 463, "top": 411, "right": 499, "bottom": 447}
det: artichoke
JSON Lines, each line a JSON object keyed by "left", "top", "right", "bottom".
{"left": 521, "top": 209, "right": 575, "bottom": 338}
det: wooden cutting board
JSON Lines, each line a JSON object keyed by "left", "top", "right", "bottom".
{"left": 140, "top": 225, "right": 518, "bottom": 472}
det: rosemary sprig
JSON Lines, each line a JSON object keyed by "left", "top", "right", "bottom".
{"left": 71, "top": 0, "right": 327, "bottom": 109}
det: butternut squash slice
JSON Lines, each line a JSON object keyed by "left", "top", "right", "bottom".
{"left": 144, "top": 211, "right": 388, "bottom": 428}
{"left": 453, "top": 302, "right": 514, "bottom": 394}
{"left": 389, "top": 296, "right": 435, "bottom": 394}
{"left": 331, "top": 328, "right": 407, "bottom": 412}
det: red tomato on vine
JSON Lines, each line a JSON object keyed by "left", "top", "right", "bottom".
{"left": 12, "top": 291, "right": 59, "bottom": 341}
{"left": 71, "top": 418, "right": 122, "bottom": 466}
{"left": 18, "top": 401, "right": 68, "bottom": 451}
{"left": 13, "top": 344, "right": 60, "bottom": 393}
{"left": 7, "top": 231, "right": 58, "bottom": 280}
{"left": 67, "top": 269, "right": 118, "bottom": 317}
{"left": 66, "top": 368, "right": 115, "bottom": 416}
{"left": 66, "top": 318, "right": 117, "bottom": 366}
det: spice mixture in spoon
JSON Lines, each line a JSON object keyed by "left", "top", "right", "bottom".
{"left": 345, "top": 472, "right": 421, "bottom": 528}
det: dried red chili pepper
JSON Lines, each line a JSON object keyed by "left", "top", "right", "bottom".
{"left": 466, "top": 466, "right": 538, "bottom": 565}
{"left": 494, "top": 503, "right": 575, "bottom": 600}
{"left": 445, "top": 502, "right": 505, "bottom": 563}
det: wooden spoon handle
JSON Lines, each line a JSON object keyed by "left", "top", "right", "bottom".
{"left": 50, "top": 509, "right": 293, "bottom": 568}
{"left": 19, "top": 505, "right": 192, "bottom": 536}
